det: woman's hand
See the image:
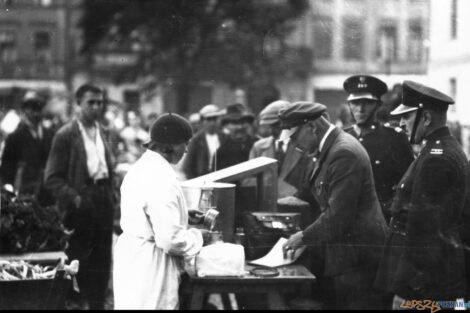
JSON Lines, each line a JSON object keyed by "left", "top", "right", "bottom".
{"left": 188, "top": 209, "right": 205, "bottom": 225}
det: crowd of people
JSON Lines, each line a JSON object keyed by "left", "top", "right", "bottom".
{"left": 0, "top": 75, "right": 469, "bottom": 310}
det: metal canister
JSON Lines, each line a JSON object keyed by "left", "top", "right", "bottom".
{"left": 203, "top": 208, "right": 219, "bottom": 231}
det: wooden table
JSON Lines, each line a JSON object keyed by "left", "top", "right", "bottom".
{"left": 182, "top": 263, "right": 316, "bottom": 310}
{"left": 0, "top": 251, "right": 67, "bottom": 262}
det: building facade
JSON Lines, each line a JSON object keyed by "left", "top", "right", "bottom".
{"left": 427, "top": 0, "right": 470, "bottom": 157}
{"left": 282, "top": 0, "right": 430, "bottom": 123}
{"left": 0, "top": 0, "right": 82, "bottom": 116}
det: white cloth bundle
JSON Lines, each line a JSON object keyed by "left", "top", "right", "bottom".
{"left": 196, "top": 242, "right": 246, "bottom": 277}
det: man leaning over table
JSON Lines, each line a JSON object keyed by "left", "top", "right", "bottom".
{"left": 279, "top": 101, "right": 389, "bottom": 310}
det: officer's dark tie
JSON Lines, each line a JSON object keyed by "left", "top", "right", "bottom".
{"left": 275, "top": 140, "right": 285, "bottom": 173}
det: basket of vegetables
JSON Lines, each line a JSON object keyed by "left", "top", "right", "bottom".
{"left": 0, "top": 188, "right": 68, "bottom": 254}
{"left": 0, "top": 258, "right": 78, "bottom": 309}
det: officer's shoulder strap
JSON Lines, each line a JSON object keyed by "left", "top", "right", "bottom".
{"left": 383, "top": 123, "right": 404, "bottom": 134}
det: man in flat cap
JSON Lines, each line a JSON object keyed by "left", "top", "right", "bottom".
{"left": 343, "top": 75, "right": 414, "bottom": 223}
{"left": 279, "top": 101, "right": 388, "bottom": 309}
{"left": 182, "top": 104, "right": 226, "bottom": 179}
{"left": 374, "top": 80, "right": 468, "bottom": 308}
{"left": 0, "top": 91, "right": 55, "bottom": 205}
{"left": 248, "top": 100, "right": 301, "bottom": 198}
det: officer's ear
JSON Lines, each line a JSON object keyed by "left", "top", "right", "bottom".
{"left": 422, "top": 109, "right": 432, "bottom": 127}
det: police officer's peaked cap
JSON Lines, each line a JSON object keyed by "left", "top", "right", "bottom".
{"left": 402, "top": 80, "right": 454, "bottom": 112}
{"left": 259, "top": 100, "right": 291, "bottom": 125}
{"left": 278, "top": 101, "right": 327, "bottom": 129}
{"left": 22, "top": 90, "right": 46, "bottom": 110}
{"left": 143, "top": 113, "right": 193, "bottom": 147}
{"left": 343, "top": 75, "right": 388, "bottom": 102}
{"left": 199, "top": 104, "right": 223, "bottom": 119}
{"left": 390, "top": 104, "right": 418, "bottom": 116}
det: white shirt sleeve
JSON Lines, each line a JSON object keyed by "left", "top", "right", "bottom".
{"left": 145, "top": 182, "right": 203, "bottom": 258}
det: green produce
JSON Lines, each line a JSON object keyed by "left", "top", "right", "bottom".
{"left": 0, "top": 189, "right": 67, "bottom": 254}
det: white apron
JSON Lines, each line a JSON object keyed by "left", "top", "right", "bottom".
{"left": 113, "top": 150, "right": 202, "bottom": 309}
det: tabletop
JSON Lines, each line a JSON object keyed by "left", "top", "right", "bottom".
{"left": 187, "top": 263, "right": 316, "bottom": 284}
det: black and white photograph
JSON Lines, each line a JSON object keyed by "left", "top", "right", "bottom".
{"left": 0, "top": 0, "right": 469, "bottom": 310}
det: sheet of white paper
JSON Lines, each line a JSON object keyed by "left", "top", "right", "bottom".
{"left": 248, "top": 237, "right": 306, "bottom": 268}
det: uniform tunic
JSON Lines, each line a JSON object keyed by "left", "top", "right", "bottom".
{"left": 113, "top": 150, "right": 203, "bottom": 309}
{"left": 345, "top": 123, "right": 414, "bottom": 222}
{"left": 375, "top": 126, "right": 468, "bottom": 300}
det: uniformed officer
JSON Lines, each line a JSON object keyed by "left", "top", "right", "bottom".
{"left": 343, "top": 75, "right": 414, "bottom": 223}
{"left": 374, "top": 80, "right": 468, "bottom": 308}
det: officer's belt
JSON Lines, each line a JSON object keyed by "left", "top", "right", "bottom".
{"left": 389, "top": 217, "right": 407, "bottom": 236}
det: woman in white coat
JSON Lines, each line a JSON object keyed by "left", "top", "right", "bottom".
{"left": 113, "top": 113, "right": 205, "bottom": 309}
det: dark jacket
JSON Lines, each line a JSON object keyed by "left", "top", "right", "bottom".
{"left": 215, "top": 135, "right": 256, "bottom": 170}
{"left": 375, "top": 126, "right": 468, "bottom": 300}
{"left": 345, "top": 123, "right": 414, "bottom": 222}
{"left": 0, "top": 120, "right": 55, "bottom": 205}
{"left": 297, "top": 128, "right": 389, "bottom": 277}
{"left": 182, "top": 130, "right": 226, "bottom": 179}
{"left": 44, "top": 119, "right": 116, "bottom": 258}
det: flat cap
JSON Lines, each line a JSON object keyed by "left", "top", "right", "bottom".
{"left": 402, "top": 80, "right": 454, "bottom": 111}
{"left": 390, "top": 104, "right": 418, "bottom": 116}
{"left": 259, "top": 100, "right": 290, "bottom": 125}
{"left": 343, "top": 75, "right": 388, "bottom": 102}
{"left": 199, "top": 104, "right": 223, "bottom": 119}
{"left": 143, "top": 112, "right": 193, "bottom": 147}
{"left": 278, "top": 101, "right": 327, "bottom": 129}
{"left": 22, "top": 90, "right": 46, "bottom": 110}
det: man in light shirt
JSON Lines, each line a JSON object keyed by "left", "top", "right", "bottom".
{"left": 45, "top": 83, "right": 116, "bottom": 310}
{"left": 182, "top": 104, "right": 225, "bottom": 179}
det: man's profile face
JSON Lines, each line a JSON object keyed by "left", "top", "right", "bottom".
{"left": 290, "top": 122, "right": 318, "bottom": 154}
{"left": 399, "top": 110, "right": 423, "bottom": 142}
{"left": 78, "top": 91, "right": 104, "bottom": 123}
{"left": 348, "top": 98, "right": 379, "bottom": 126}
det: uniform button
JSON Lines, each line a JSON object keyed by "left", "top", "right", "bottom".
{"left": 436, "top": 140, "right": 440, "bottom": 144}
{"left": 359, "top": 138, "right": 363, "bottom": 142}
{"left": 371, "top": 125, "right": 376, "bottom": 130}
{"left": 375, "top": 160, "right": 381, "bottom": 165}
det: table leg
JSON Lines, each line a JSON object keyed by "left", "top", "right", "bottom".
{"left": 220, "top": 293, "right": 233, "bottom": 310}
{"left": 266, "top": 289, "right": 288, "bottom": 310}
{"left": 189, "top": 287, "right": 205, "bottom": 310}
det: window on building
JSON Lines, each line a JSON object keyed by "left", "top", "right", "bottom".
{"left": 313, "top": 18, "right": 333, "bottom": 59}
{"left": 343, "top": 18, "right": 363, "bottom": 60}
{"left": 451, "top": 0, "right": 458, "bottom": 39}
{"left": 123, "top": 89, "right": 140, "bottom": 113}
{"left": 449, "top": 78, "right": 457, "bottom": 113}
{"left": 376, "top": 23, "right": 398, "bottom": 61}
{"left": 0, "top": 30, "right": 17, "bottom": 62}
{"left": 33, "top": 31, "right": 52, "bottom": 63}
{"left": 408, "top": 20, "right": 423, "bottom": 62}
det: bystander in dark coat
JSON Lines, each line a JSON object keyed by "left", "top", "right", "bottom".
{"left": 375, "top": 81, "right": 468, "bottom": 304}
{"left": 0, "top": 93, "right": 55, "bottom": 206}
{"left": 44, "top": 84, "right": 116, "bottom": 310}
